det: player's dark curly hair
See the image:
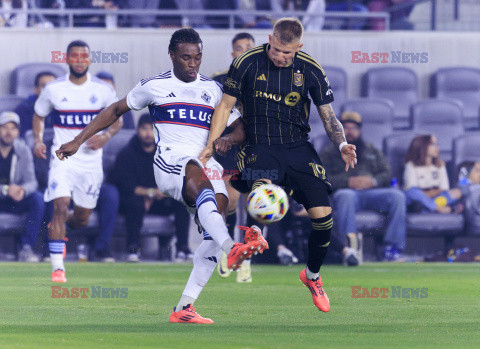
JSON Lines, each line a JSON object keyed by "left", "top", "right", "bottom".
{"left": 67, "top": 40, "right": 90, "bottom": 55}
{"left": 168, "top": 28, "right": 202, "bottom": 54}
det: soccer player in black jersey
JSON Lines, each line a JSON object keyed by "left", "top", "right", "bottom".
{"left": 200, "top": 18, "right": 357, "bottom": 312}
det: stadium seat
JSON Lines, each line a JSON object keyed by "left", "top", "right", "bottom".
{"left": 102, "top": 129, "right": 136, "bottom": 173}
{"left": 323, "top": 66, "right": 347, "bottom": 116}
{"left": 362, "top": 67, "right": 419, "bottom": 129}
{"left": 383, "top": 133, "right": 464, "bottom": 246}
{"left": 411, "top": 99, "right": 464, "bottom": 162}
{"left": 431, "top": 67, "right": 480, "bottom": 130}
{"left": 10, "top": 63, "right": 67, "bottom": 98}
{"left": 310, "top": 133, "right": 330, "bottom": 154}
{"left": 0, "top": 95, "right": 24, "bottom": 113}
{"left": 453, "top": 133, "right": 480, "bottom": 167}
{"left": 341, "top": 98, "right": 394, "bottom": 150}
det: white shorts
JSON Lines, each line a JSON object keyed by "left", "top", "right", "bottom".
{"left": 44, "top": 163, "right": 103, "bottom": 209}
{"left": 153, "top": 150, "right": 228, "bottom": 215}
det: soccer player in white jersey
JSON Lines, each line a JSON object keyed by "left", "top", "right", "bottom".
{"left": 33, "top": 40, "right": 123, "bottom": 283}
{"left": 55, "top": 29, "right": 268, "bottom": 324}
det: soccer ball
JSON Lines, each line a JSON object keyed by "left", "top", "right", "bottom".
{"left": 247, "top": 184, "right": 289, "bottom": 224}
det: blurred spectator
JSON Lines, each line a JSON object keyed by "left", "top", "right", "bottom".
{"left": 0, "top": 0, "right": 28, "bottom": 27}
{"left": 95, "top": 71, "right": 134, "bottom": 129}
{"left": 403, "top": 134, "right": 462, "bottom": 214}
{"left": 123, "top": 0, "right": 161, "bottom": 28}
{"left": 368, "top": 0, "right": 414, "bottom": 30}
{"left": 325, "top": 0, "right": 368, "bottom": 30}
{"left": 204, "top": 0, "right": 238, "bottom": 28}
{"left": 175, "top": 0, "right": 205, "bottom": 28}
{"left": 67, "top": 0, "right": 119, "bottom": 28}
{"left": 457, "top": 161, "right": 480, "bottom": 235}
{"left": 110, "top": 114, "right": 191, "bottom": 262}
{"left": 271, "top": 0, "right": 326, "bottom": 31}
{"left": 321, "top": 111, "right": 406, "bottom": 261}
{"left": 0, "top": 112, "right": 45, "bottom": 262}
{"left": 14, "top": 71, "right": 56, "bottom": 137}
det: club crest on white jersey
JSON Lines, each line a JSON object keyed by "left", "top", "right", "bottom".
{"left": 126, "top": 70, "right": 240, "bottom": 156}
{"left": 34, "top": 73, "right": 118, "bottom": 170}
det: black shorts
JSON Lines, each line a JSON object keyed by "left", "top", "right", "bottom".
{"left": 214, "top": 145, "right": 240, "bottom": 172}
{"left": 230, "top": 141, "right": 332, "bottom": 210}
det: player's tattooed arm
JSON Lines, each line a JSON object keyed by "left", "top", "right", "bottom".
{"left": 317, "top": 104, "right": 357, "bottom": 171}
{"left": 317, "top": 104, "right": 346, "bottom": 149}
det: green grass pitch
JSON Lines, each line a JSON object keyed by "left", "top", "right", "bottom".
{"left": 0, "top": 262, "right": 479, "bottom": 348}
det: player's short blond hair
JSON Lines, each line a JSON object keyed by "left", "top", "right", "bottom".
{"left": 273, "top": 18, "right": 304, "bottom": 44}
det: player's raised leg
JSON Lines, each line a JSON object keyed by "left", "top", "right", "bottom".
{"left": 171, "top": 161, "right": 267, "bottom": 324}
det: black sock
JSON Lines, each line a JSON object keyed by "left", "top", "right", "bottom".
{"left": 307, "top": 214, "right": 333, "bottom": 274}
{"left": 225, "top": 210, "right": 237, "bottom": 239}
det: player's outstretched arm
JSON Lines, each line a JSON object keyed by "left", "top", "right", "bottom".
{"left": 33, "top": 114, "right": 47, "bottom": 159}
{"left": 214, "top": 118, "right": 245, "bottom": 156}
{"left": 199, "top": 93, "right": 237, "bottom": 164}
{"left": 317, "top": 104, "right": 357, "bottom": 171}
{"left": 56, "top": 97, "right": 130, "bottom": 160}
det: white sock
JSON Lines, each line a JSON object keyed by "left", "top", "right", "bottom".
{"left": 49, "top": 239, "right": 65, "bottom": 272}
{"left": 175, "top": 295, "right": 196, "bottom": 312}
{"left": 177, "top": 240, "right": 222, "bottom": 308}
{"left": 306, "top": 267, "right": 319, "bottom": 281}
{"left": 196, "top": 189, "right": 234, "bottom": 254}
{"left": 51, "top": 254, "right": 64, "bottom": 272}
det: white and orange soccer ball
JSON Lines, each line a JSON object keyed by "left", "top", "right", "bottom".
{"left": 247, "top": 184, "right": 289, "bottom": 224}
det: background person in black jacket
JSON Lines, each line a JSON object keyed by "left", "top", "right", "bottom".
{"left": 111, "top": 114, "right": 191, "bottom": 262}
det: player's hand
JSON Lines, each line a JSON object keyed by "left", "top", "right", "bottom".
{"left": 199, "top": 143, "right": 214, "bottom": 166}
{"left": 86, "top": 134, "right": 109, "bottom": 150}
{"left": 154, "top": 189, "right": 166, "bottom": 201}
{"left": 341, "top": 144, "right": 357, "bottom": 172}
{"left": 213, "top": 137, "right": 232, "bottom": 157}
{"left": 56, "top": 139, "right": 81, "bottom": 160}
{"left": 8, "top": 184, "right": 25, "bottom": 202}
{"left": 34, "top": 142, "right": 47, "bottom": 160}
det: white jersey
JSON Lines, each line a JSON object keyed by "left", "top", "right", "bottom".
{"left": 34, "top": 73, "right": 118, "bottom": 171}
{"left": 126, "top": 70, "right": 240, "bottom": 156}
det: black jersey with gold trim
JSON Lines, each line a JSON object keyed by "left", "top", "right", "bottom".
{"left": 222, "top": 44, "right": 334, "bottom": 145}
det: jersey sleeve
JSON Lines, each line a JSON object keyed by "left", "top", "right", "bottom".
{"left": 34, "top": 84, "right": 53, "bottom": 118}
{"left": 308, "top": 64, "right": 334, "bottom": 107}
{"left": 222, "top": 54, "right": 252, "bottom": 99}
{"left": 126, "top": 81, "right": 154, "bottom": 111}
{"left": 226, "top": 106, "right": 241, "bottom": 127}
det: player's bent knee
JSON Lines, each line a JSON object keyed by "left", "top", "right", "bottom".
{"left": 307, "top": 206, "right": 332, "bottom": 219}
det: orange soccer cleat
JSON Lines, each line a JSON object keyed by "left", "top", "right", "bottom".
{"left": 51, "top": 269, "right": 67, "bottom": 283}
{"left": 169, "top": 304, "right": 214, "bottom": 324}
{"left": 239, "top": 225, "right": 269, "bottom": 250}
{"left": 299, "top": 268, "right": 330, "bottom": 312}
